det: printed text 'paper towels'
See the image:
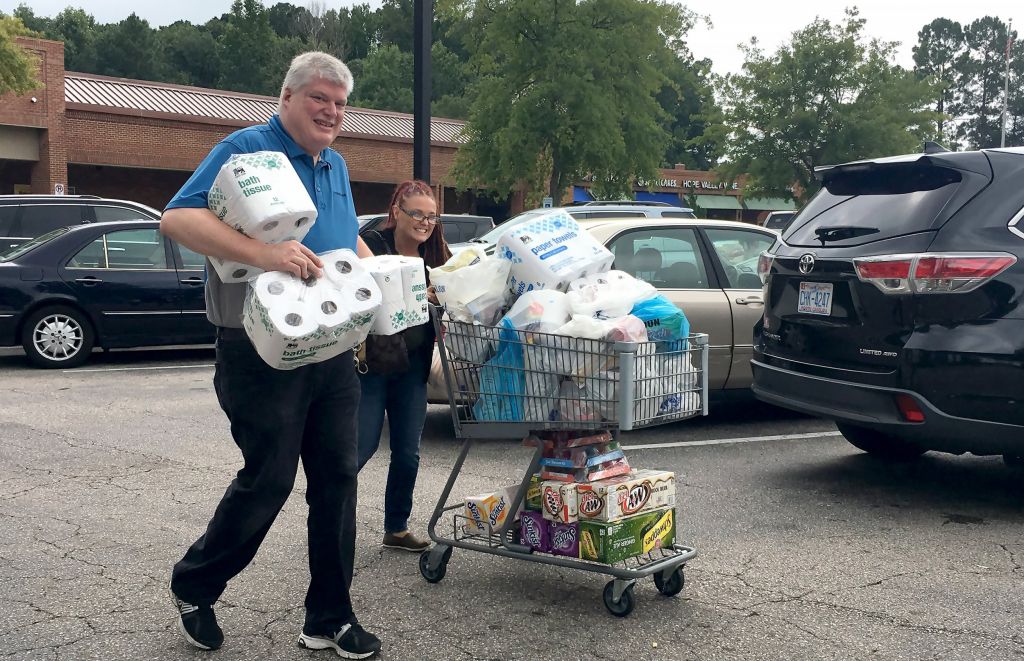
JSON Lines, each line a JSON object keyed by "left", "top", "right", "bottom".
{"left": 496, "top": 210, "right": 614, "bottom": 295}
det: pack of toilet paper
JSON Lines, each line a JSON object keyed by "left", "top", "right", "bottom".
{"left": 242, "top": 249, "right": 382, "bottom": 369}
{"left": 496, "top": 210, "right": 614, "bottom": 295}
{"left": 208, "top": 151, "right": 318, "bottom": 283}
{"left": 360, "top": 255, "right": 428, "bottom": 335}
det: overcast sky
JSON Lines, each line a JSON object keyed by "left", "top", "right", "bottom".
{"left": 2, "top": 0, "right": 1021, "bottom": 76}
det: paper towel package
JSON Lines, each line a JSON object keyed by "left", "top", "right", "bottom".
{"left": 496, "top": 210, "right": 614, "bottom": 295}
{"left": 361, "top": 255, "right": 428, "bottom": 335}
{"left": 207, "top": 151, "right": 318, "bottom": 283}
{"left": 242, "top": 249, "right": 381, "bottom": 369}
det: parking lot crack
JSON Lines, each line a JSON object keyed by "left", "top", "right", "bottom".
{"left": 997, "top": 543, "right": 1021, "bottom": 573}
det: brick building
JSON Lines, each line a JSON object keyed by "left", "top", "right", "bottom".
{"left": 0, "top": 38, "right": 794, "bottom": 224}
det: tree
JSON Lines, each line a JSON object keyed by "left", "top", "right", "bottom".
{"left": 351, "top": 44, "right": 414, "bottom": 112}
{"left": 959, "top": 16, "right": 1012, "bottom": 148}
{"left": 719, "top": 10, "right": 939, "bottom": 205}
{"left": 912, "top": 18, "right": 966, "bottom": 147}
{"left": 444, "top": 0, "right": 689, "bottom": 205}
{"left": 156, "top": 21, "right": 221, "bottom": 88}
{"left": 47, "top": 7, "right": 98, "bottom": 72}
{"left": 95, "top": 13, "right": 158, "bottom": 80}
{"left": 658, "top": 53, "right": 722, "bottom": 169}
{"left": 0, "top": 14, "right": 39, "bottom": 96}
{"left": 219, "top": 0, "right": 288, "bottom": 95}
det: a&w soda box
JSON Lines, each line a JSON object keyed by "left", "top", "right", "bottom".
{"left": 576, "top": 469, "right": 675, "bottom": 523}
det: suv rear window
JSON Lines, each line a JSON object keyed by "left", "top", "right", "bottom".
{"left": 785, "top": 163, "right": 968, "bottom": 247}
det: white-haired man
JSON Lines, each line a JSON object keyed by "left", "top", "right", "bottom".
{"left": 161, "top": 52, "right": 380, "bottom": 659}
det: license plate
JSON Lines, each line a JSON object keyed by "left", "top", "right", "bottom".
{"left": 797, "top": 282, "right": 833, "bottom": 315}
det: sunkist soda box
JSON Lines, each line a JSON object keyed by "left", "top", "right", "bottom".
{"left": 579, "top": 507, "right": 676, "bottom": 564}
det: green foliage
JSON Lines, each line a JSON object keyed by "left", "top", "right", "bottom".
{"left": 720, "top": 9, "right": 939, "bottom": 204}
{"left": 445, "top": 0, "right": 689, "bottom": 205}
{"left": 218, "top": 0, "right": 289, "bottom": 95}
{"left": 0, "top": 13, "right": 39, "bottom": 96}
{"left": 96, "top": 13, "right": 157, "bottom": 80}
{"left": 352, "top": 44, "right": 414, "bottom": 112}
{"left": 912, "top": 17, "right": 965, "bottom": 145}
{"left": 156, "top": 22, "right": 221, "bottom": 88}
{"left": 912, "top": 16, "right": 1019, "bottom": 149}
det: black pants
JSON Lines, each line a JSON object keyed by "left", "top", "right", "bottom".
{"left": 171, "top": 328, "right": 361, "bottom": 634}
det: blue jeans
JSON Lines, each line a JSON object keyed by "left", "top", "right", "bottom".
{"left": 357, "top": 364, "right": 428, "bottom": 534}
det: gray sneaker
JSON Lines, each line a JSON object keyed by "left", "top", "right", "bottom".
{"left": 382, "top": 531, "right": 431, "bottom": 552}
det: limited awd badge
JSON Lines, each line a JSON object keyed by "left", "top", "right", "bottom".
{"left": 798, "top": 253, "right": 816, "bottom": 274}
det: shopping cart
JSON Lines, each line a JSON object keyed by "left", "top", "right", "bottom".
{"left": 420, "top": 309, "right": 709, "bottom": 616}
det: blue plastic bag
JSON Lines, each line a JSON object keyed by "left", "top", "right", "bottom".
{"left": 473, "top": 319, "right": 525, "bottom": 421}
{"left": 630, "top": 294, "right": 690, "bottom": 343}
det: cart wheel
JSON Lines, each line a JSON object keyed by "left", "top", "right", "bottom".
{"left": 602, "top": 581, "right": 636, "bottom": 617}
{"left": 654, "top": 567, "right": 685, "bottom": 597}
{"left": 419, "top": 549, "right": 448, "bottom": 583}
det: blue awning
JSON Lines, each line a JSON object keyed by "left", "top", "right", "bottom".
{"left": 573, "top": 186, "right": 594, "bottom": 202}
{"left": 635, "top": 191, "right": 681, "bottom": 205}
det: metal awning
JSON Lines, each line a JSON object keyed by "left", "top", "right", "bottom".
{"left": 694, "top": 194, "right": 743, "bottom": 210}
{"left": 635, "top": 191, "right": 681, "bottom": 205}
{"left": 743, "top": 197, "right": 797, "bottom": 211}
{"left": 573, "top": 186, "right": 594, "bottom": 202}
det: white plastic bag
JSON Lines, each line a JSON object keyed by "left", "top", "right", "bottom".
{"left": 431, "top": 248, "right": 512, "bottom": 323}
{"left": 501, "top": 290, "right": 571, "bottom": 333}
{"left": 567, "top": 270, "right": 657, "bottom": 320}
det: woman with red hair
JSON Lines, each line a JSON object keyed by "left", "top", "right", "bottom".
{"left": 357, "top": 180, "right": 451, "bottom": 552}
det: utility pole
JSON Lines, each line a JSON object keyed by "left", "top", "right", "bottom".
{"left": 1001, "top": 19, "right": 1013, "bottom": 148}
{"left": 413, "top": 0, "right": 432, "bottom": 183}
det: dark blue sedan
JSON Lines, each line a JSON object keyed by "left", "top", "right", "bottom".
{"left": 0, "top": 220, "right": 214, "bottom": 368}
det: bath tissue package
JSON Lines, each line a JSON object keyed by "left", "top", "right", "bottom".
{"left": 496, "top": 210, "right": 614, "bottom": 295}
{"left": 208, "top": 151, "right": 319, "bottom": 283}
{"left": 242, "top": 249, "right": 382, "bottom": 369}
{"left": 360, "top": 255, "right": 428, "bottom": 335}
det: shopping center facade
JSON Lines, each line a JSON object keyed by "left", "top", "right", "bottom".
{"left": 0, "top": 38, "right": 794, "bottom": 222}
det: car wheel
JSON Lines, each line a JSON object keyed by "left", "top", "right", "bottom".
{"left": 836, "top": 423, "right": 925, "bottom": 461}
{"left": 21, "top": 305, "right": 95, "bottom": 369}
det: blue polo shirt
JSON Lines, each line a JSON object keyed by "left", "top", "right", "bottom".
{"left": 166, "top": 115, "right": 358, "bottom": 327}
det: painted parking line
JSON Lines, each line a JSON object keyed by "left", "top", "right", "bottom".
{"left": 62, "top": 364, "right": 215, "bottom": 374}
{"left": 621, "top": 430, "right": 842, "bottom": 450}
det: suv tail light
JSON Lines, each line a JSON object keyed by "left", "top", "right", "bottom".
{"left": 756, "top": 251, "right": 775, "bottom": 284}
{"left": 853, "top": 253, "right": 1017, "bottom": 294}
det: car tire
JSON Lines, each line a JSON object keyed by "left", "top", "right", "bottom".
{"left": 836, "top": 423, "right": 926, "bottom": 461}
{"left": 21, "top": 305, "right": 95, "bottom": 369}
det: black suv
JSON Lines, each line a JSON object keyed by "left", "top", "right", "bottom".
{"left": 0, "top": 195, "right": 161, "bottom": 251}
{"left": 752, "top": 146, "right": 1024, "bottom": 463}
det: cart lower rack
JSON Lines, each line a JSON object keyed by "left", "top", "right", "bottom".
{"left": 421, "top": 314, "right": 708, "bottom": 616}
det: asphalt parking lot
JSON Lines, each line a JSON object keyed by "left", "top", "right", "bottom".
{"left": 1, "top": 347, "right": 1023, "bottom": 660}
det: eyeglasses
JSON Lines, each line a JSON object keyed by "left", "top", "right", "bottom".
{"left": 400, "top": 205, "right": 440, "bottom": 225}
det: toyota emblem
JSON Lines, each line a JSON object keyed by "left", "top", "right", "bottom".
{"left": 798, "top": 254, "right": 816, "bottom": 274}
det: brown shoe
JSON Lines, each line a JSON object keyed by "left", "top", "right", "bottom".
{"left": 382, "top": 531, "right": 431, "bottom": 552}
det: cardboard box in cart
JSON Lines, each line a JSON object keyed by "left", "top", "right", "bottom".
{"left": 579, "top": 507, "right": 676, "bottom": 565}
{"left": 577, "top": 469, "right": 675, "bottom": 523}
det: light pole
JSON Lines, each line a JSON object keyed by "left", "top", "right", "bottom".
{"left": 413, "top": 0, "right": 432, "bottom": 183}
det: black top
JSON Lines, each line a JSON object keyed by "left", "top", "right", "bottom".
{"left": 359, "top": 227, "right": 439, "bottom": 379}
